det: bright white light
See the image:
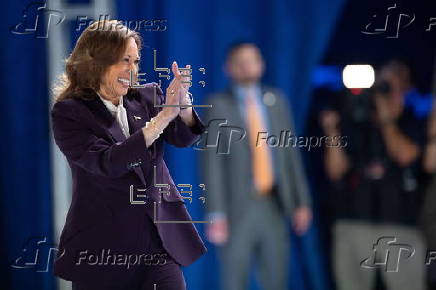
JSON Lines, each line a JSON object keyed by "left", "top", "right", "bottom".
{"left": 342, "top": 65, "right": 375, "bottom": 89}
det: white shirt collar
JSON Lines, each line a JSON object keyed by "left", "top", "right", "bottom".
{"left": 97, "top": 93, "right": 123, "bottom": 116}
{"left": 96, "top": 92, "right": 130, "bottom": 137}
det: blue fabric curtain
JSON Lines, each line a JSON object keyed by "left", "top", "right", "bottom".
{"left": 1, "top": 1, "right": 54, "bottom": 290}
{"left": 1, "top": 0, "right": 345, "bottom": 289}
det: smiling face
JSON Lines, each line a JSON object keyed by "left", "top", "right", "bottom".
{"left": 99, "top": 37, "right": 140, "bottom": 105}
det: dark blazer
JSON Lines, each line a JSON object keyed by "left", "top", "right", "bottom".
{"left": 51, "top": 83, "right": 207, "bottom": 282}
{"left": 200, "top": 86, "right": 311, "bottom": 223}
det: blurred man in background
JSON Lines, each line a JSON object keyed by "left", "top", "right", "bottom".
{"left": 199, "top": 42, "right": 312, "bottom": 290}
{"left": 321, "top": 60, "right": 429, "bottom": 290}
{"left": 420, "top": 75, "right": 436, "bottom": 290}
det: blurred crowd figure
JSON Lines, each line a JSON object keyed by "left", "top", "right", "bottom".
{"left": 320, "top": 60, "right": 434, "bottom": 290}
{"left": 200, "top": 42, "right": 312, "bottom": 290}
{"left": 421, "top": 88, "right": 436, "bottom": 289}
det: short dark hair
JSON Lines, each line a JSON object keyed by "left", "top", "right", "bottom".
{"left": 226, "top": 41, "right": 261, "bottom": 60}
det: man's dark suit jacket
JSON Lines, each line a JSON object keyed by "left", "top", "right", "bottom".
{"left": 51, "top": 83, "right": 206, "bottom": 282}
{"left": 201, "top": 86, "right": 312, "bottom": 223}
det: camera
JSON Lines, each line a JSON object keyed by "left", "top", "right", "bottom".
{"left": 346, "top": 79, "right": 392, "bottom": 124}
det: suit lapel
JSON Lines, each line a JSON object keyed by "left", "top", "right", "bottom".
{"left": 228, "top": 88, "right": 248, "bottom": 130}
{"left": 107, "top": 120, "right": 127, "bottom": 143}
{"left": 122, "top": 94, "right": 150, "bottom": 135}
{"left": 261, "top": 87, "right": 282, "bottom": 138}
{"left": 261, "top": 87, "right": 276, "bottom": 129}
{"left": 122, "top": 95, "right": 152, "bottom": 187}
{"left": 82, "top": 92, "right": 126, "bottom": 143}
{"left": 260, "top": 87, "right": 281, "bottom": 169}
{"left": 81, "top": 91, "right": 148, "bottom": 187}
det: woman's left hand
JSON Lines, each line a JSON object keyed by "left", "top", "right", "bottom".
{"left": 179, "top": 65, "right": 195, "bottom": 126}
{"left": 179, "top": 65, "right": 192, "bottom": 109}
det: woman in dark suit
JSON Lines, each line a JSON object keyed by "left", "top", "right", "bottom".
{"left": 51, "top": 20, "right": 206, "bottom": 290}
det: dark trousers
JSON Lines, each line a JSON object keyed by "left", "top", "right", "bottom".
{"left": 72, "top": 212, "right": 186, "bottom": 290}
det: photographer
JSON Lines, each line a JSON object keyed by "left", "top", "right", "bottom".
{"left": 321, "top": 60, "right": 428, "bottom": 290}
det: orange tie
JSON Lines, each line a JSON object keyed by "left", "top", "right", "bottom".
{"left": 245, "top": 90, "right": 273, "bottom": 195}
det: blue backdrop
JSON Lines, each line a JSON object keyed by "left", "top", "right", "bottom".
{"left": 1, "top": 0, "right": 345, "bottom": 289}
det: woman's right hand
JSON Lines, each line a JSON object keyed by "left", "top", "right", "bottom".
{"left": 162, "top": 61, "right": 183, "bottom": 120}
